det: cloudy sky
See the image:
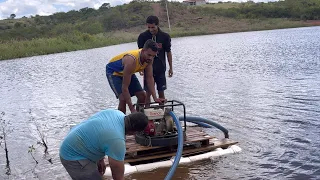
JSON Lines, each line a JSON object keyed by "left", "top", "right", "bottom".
{"left": 0, "top": 0, "right": 276, "bottom": 20}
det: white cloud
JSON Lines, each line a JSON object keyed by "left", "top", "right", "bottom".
{"left": 0, "top": 0, "right": 125, "bottom": 19}
{"left": 0, "top": 0, "right": 277, "bottom": 20}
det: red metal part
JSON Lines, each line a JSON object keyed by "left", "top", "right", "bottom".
{"left": 144, "top": 120, "right": 155, "bottom": 136}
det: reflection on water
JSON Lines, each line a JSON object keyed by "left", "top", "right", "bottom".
{"left": 0, "top": 26, "right": 320, "bottom": 179}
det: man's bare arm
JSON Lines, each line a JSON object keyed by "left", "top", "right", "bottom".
{"left": 145, "top": 62, "right": 157, "bottom": 101}
{"left": 108, "top": 157, "right": 124, "bottom": 180}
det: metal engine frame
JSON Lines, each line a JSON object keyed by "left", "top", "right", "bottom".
{"left": 134, "top": 100, "right": 187, "bottom": 146}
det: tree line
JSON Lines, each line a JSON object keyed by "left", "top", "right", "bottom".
{"left": 0, "top": 0, "right": 319, "bottom": 42}
{"left": 203, "top": 0, "right": 320, "bottom": 19}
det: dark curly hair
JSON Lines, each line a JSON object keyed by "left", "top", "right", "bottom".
{"left": 126, "top": 112, "right": 148, "bottom": 132}
{"left": 146, "top": 15, "right": 159, "bottom": 26}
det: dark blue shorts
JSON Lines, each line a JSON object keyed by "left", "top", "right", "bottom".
{"left": 144, "top": 72, "right": 167, "bottom": 92}
{"left": 107, "top": 74, "right": 143, "bottom": 98}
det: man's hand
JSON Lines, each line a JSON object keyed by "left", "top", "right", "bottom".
{"left": 168, "top": 68, "right": 173, "bottom": 77}
{"left": 130, "top": 108, "right": 137, "bottom": 113}
{"left": 97, "top": 158, "right": 106, "bottom": 176}
{"left": 154, "top": 98, "right": 167, "bottom": 104}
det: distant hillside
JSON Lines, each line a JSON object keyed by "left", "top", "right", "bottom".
{"left": 0, "top": 0, "right": 319, "bottom": 60}
{"left": 0, "top": 0, "right": 319, "bottom": 41}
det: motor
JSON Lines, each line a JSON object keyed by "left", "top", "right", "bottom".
{"left": 134, "top": 100, "right": 186, "bottom": 147}
{"left": 143, "top": 108, "right": 175, "bottom": 137}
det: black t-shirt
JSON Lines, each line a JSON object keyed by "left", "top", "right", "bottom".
{"left": 137, "top": 28, "right": 171, "bottom": 74}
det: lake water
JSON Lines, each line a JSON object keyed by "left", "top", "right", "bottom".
{"left": 0, "top": 26, "right": 319, "bottom": 180}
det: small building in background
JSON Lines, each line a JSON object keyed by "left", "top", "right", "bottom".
{"left": 183, "top": 0, "right": 207, "bottom": 6}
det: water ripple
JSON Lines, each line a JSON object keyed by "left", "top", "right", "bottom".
{"left": 1, "top": 27, "right": 320, "bottom": 179}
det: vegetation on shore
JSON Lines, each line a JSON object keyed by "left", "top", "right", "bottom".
{"left": 0, "top": 0, "right": 319, "bottom": 60}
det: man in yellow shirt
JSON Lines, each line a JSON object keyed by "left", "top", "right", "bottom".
{"left": 106, "top": 39, "right": 165, "bottom": 114}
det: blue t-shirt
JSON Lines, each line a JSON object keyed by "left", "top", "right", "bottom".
{"left": 59, "top": 109, "right": 126, "bottom": 162}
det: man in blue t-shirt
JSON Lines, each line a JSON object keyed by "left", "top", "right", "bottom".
{"left": 59, "top": 109, "right": 148, "bottom": 180}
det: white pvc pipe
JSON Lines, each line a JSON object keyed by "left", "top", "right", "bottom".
{"left": 103, "top": 145, "right": 242, "bottom": 177}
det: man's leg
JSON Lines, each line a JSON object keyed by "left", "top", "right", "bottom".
{"left": 118, "top": 94, "right": 127, "bottom": 114}
{"left": 106, "top": 74, "right": 126, "bottom": 113}
{"left": 144, "top": 72, "right": 167, "bottom": 106}
{"left": 60, "top": 157, "right": 102, "bottom": 180}
{"left": 154, "top": 72, "right": 167, "bottom": 105}
{"left": 118, "top": 74, "right": 144, "bottom": 114}
{"left": 158, "top": 91, "right": 165, "bottom": 99}
{"left": 135, "top": 90, "right": 146, "bottom": 111}
{"left": 130, "top": 74, "right": 146, "bottom": 110}
{"left": 135, "top": 91, "right": 146, "bottom": 105}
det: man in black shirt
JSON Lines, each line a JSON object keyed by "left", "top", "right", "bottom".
{"left": 137, "top": 15, "right": 173, "bottom": 105}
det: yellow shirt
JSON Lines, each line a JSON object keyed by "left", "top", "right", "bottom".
{"left": 106, "top": 49, "right": 148, "bottom": 76}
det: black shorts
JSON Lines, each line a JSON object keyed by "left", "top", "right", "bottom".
{"left": 144, "top": 72, "right": 167, "bottom": 92}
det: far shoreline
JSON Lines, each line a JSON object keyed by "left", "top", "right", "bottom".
{"left": 0, "top": 20, "right": 318, "bottom": 61}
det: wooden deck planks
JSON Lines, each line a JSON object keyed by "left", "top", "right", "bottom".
{"left": 125, "top": 127, "right": 212, "bottom": 153}
{"left": 121, "top": 127, "right": 238, "bottom": 163}
{"left": 124, "top": 138, "right": 238, "bottom": 163}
